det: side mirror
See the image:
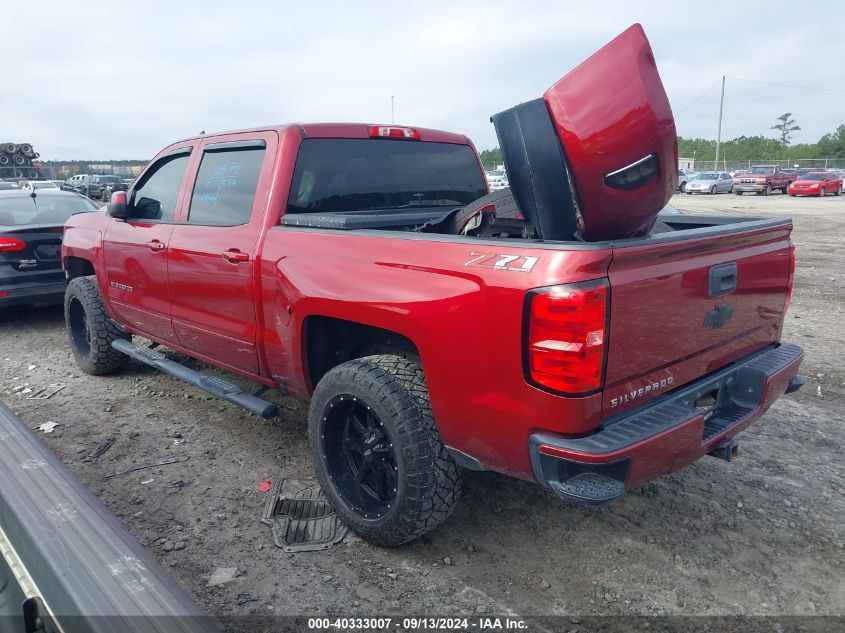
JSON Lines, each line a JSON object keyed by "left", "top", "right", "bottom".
{"left": 107, "top": 190, "right": 128, "bottom": 219}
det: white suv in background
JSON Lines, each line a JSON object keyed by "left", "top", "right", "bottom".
{"left": 486, "top": 170, "right": 508, "bottom": 190}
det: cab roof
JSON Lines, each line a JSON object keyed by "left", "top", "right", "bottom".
{"left": 172, "top": 123, "right": 471, "bottom": 147}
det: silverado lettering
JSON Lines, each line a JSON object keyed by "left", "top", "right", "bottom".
{"left": 610, "top": 376, "right": 675, "bottom": 408}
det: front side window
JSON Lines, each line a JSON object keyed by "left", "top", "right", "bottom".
{"left": 129, "top": 153, "right": 190, "bottom": 221}
{"left": 187, "top": 146, "right": 265, "bottom": 225}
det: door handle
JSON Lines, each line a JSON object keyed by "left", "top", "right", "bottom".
{"left": 708, "top": 262, "right": 737, "bottom": 297}
{"left": 222, "top": 249, "right": 249, "bottom": 263}
{"left": 145, "top": 240, "right": 165, "bottom": 252}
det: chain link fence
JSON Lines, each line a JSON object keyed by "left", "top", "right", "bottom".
{"left": 688, "top": 157, "right": 845, "bottom": 172}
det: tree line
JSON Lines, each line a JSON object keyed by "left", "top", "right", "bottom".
{"left": 479, "top": 121, "right": 845, "bottom": 169}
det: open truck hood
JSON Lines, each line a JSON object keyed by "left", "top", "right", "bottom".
{"left": 492, "top": 24, "right": 678, "bottom": 242}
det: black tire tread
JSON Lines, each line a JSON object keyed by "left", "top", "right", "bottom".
{"left": 65, "top": 276, "right": 130, "bottom": 375}
{"left": 309, "top": 354, "right": 461, "bottom": 546}
{"left": 460, "top": 187, "right": 520, "bottom": 220}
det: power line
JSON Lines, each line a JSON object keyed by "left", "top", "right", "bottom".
{"left": 726, "top": 76, "right": 845, "bottom": 93}
{"left": 675, "top": 78, "right": 723, "bottom": 115}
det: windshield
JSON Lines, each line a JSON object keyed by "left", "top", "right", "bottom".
{"left": 287, "top": 139, "right": 487, "bottom": 214}
{"left": 0, "top": 195, "right": 98, "bottom": 225}
{"left": 694, "top": 173, "right": 718, "bottom": 180}
{"left": 802, "top": 173, "right": 825, "bottom": 181}
{"left": 747, "top": 167, "right": 774, "bottom": 174}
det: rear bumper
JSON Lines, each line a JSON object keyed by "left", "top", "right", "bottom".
{"left": 0, "top": 281, "right": 65, "bottom": 307}
{"left": 529, "top": 343, "right": 804, "bottom": 504}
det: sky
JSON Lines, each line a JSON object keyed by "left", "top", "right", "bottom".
{"left": 5, "top": 0, "right": 844, "bottom": 160}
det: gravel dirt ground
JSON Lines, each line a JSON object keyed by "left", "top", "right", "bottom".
{"left": 1, "top": 191, "right": 843, "bottom": 631}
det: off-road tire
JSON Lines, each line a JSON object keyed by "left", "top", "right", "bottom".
{"left": 461, "top": 186, "right": 520, "bottom": 220}
{"left": 64, "top": 275, "right": 130, "bottom": 375}
{"left": 309, "top": 355, "right": 462, "bottom": 547}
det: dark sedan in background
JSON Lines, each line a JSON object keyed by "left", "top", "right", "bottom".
{"left": 0, "top": 190, "right": 98, "bottom": 307}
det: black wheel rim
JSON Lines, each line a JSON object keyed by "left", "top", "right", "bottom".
{"left": 68, "top": 297, "right": 91, "bottom": 357}
{"left": 322, "top": 396, "right": 398, "bottom": 518}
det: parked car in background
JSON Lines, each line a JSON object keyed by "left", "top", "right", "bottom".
{"left": 733, "top": 169, "right": 748, "bottom": 177}
{"left": 0, "top": 190, "right": 98, "bottom": 306}
{"left": 61, "top": 174, "right": 87, "bottom": 192}
{"left": 677, "top": 168, "right": 689, "bottom": 192}
{"left": 795, "top": 167, "right": 826, "bottom": 178}
{"left": 88, "top": 174, "right": 128, "bottom": 201}
{"left": 829, "top": 169, "right": 845, "bottom": 192}
{"left": 733, "top": 165, "right": 791, "bottom": 195}
{"left": 781, "top": 168, "right": 800, "bottom": 182}
{"left": 685, "top": 171, "right": 733, "bottom": 194}
{"left": 787, "top": 171, "right": 843, "bottom": 197}
{"left": 61, "top": 174, "right": 128, "bottom": 200}
{"left": 485, "top": 170, "right": 508, "bottom": 190}
{"left": 21, "top": 180, "right": 59, "bottom": 192}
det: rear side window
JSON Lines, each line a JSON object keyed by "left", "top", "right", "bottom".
{"left": 188, "top": 146, "right": 265, "bottom": 225}
{"left": 287, "top": 139, "right": 487, "bottom": 214}
{"left": 130, "top": 153, "right": 190, "bottom": 221}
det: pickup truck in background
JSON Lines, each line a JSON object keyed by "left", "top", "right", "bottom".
{"left": 61, "top": 25, "right": 803, "bottom": 547}
{"left": 733, "top": 165, "right": 793, "bottom": 195}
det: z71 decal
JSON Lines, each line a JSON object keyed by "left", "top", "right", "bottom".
{"left": 464, "top": 252, "right": 539, "bottom": 273}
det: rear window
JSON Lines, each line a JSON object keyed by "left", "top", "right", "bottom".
{"left": 287, "top": 139, "right": 487, "bottom": 214}
{"left": 0, "top": 195, "right": 98, "bottom": 226}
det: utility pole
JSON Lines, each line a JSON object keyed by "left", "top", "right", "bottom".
{"left": 391, "top": 96, "right": 395, "bottom": 124}
{"left": 714, "top": 75, "right": 725, "bottom": 171}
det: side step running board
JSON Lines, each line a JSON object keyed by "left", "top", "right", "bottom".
{"left": 111, "top": 339, "right": 278, "bottom": 419}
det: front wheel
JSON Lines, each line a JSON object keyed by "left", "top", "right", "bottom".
{"left": 710, "top": 186, "right": 716, "bottom": 195}
{"left": 309, "top": 355, "right": 462, "bottom": 547}
{"left": 65, "top": 276, "right": 130, "bottom": 375}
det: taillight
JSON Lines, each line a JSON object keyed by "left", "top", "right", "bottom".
{"left": 525, "top": 280, "right": 608, "bottom": 395}
{"left": 0, "top": 237, "right": 26, "bottom": 252}
{"left": 368, "top": 125, "right": 421, "bottom": 140}
{"left": 784, "top": 242, "right": 796, "bottom": 315}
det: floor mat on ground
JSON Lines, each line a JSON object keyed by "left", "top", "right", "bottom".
{"left": 261, "top": 478, "right": 347, "bottom": 552}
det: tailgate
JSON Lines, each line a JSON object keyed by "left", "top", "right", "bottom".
{"left": 603, "top": 220, "right": 794, "bottom": 416}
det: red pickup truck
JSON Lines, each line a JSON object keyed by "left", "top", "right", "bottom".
{"left": 61, "top": 26, "right": 803, "bottom": 546}
{"left": 733, "top": 165, "right": 793, "bottom": 195}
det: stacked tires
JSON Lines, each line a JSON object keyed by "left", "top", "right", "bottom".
{"left": 0, "top": 142, "right": 40, "bottom": 180}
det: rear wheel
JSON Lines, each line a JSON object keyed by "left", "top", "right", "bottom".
{"left": 65, "top": 276, "right": 130, "bottom": 375}
{"left": 309, "top": 355, "right": 462, "bottom": 546}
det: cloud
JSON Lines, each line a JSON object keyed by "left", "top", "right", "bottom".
{"left": 5, "top": 0, "right": 843, "bottom": 159}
